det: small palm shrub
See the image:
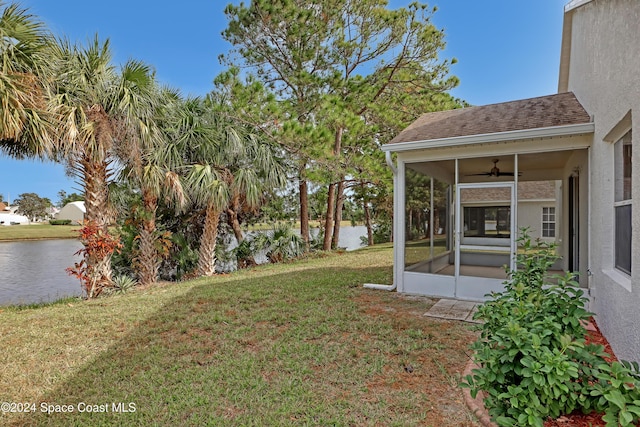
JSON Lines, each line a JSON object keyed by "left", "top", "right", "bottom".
{"left": 231, "top": 237, "right": 258, "bottom": 269}
{"left": 102, "top": 275, "right": 137, "bottom": 296}
{"left": 464, "top": 230, "right": 640, "bottom": 427}
{"left": 253, "top": 223, "right": 304, "bottom": 263}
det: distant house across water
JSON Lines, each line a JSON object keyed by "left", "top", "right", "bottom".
{"left": 56, "top": 201, "right": 86, "bottom": 225}
{"left": 0, "top": 202, "right": 29, "bottom": 226}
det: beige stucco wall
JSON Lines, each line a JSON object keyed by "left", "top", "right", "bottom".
{"left": 517, "top": 200, "right": 558, "bottom": 243}
{"left": 56, "top": 203, "right": 85, "bottom": 225}
{"left": 560, "top": 149, "right": 589, "bottom": 286}
{"left": 565, "top": 0, "right": 640, "bottom": 361}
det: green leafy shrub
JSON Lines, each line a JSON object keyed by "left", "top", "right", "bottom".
{"left": 591, "top": 360, "right": 640, "bottom": 426}
{"left": 463, "top": 230, "right": 640, "bottom": 427}
{"left": 49, "top": 219, "right": 72, "bottom": 225}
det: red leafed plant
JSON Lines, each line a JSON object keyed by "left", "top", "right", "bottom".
{"left": 67, "top": 221, "right": 122, "bottom": 298}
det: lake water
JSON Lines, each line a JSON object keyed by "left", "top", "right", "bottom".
{"left": 310, "top": 225, "right": 368, "bottom": 251}
{"left": 220, "top": 225, "right": 368, "bottom": 271}
{"left": 0, "top": 226, "right": 368, "bottom": 306}
{"left": 0, "top": 239, "right": 84, "bottom": 306}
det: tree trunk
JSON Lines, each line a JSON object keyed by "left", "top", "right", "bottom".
{"left": 364, "top": 199, "right": 374, "bottom": 246}
{"left": 84, "top": 158, "right": 110, "bottom": 231}
{"left": 323, "top": 182, "right": 336, "bottom": 250}
{"left": 82, "top": 157, "right": 114, "bottom": 296}
{"left": 86, "top": 249, "right": 114, "bottom": 299}
{"left": 408, "top": 209, "right": 413, "bottom": 240}
{"left": 137, "top": 188, "right": 158, "bottom": 286}
{"left": 197, "top": 202, "right": 221, "bottom": 277}
{"left": 299, "top": 175, "right": 310, "bottom": 252}
{"left": 323, "top": 126, "right": 343, "bottom": 251}
{"left": 227, "top": 196, "right": 244, "bottom": 242}
{"left": 227, "top": 209, "right": 244, "bottom": 242}
{"left": 331, "top": 179, "right": 345, "bottom": 249}
{"left": 227, "top": 199, "right": 257, "bottom": 268}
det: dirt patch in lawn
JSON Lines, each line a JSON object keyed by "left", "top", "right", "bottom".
{"left": 353, "top": 291, "right": 482, "bottom": 426}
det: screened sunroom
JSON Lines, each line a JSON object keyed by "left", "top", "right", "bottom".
{"left": 382, "top": 93, "right": 593, "bottom": 300}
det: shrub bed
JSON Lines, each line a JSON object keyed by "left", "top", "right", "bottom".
{"left": 463, "top": 230, "right": 640, "bottom": 427}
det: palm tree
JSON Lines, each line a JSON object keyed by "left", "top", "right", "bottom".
{"left": 52, "top": 37, "right": 160, "bottom": 297}
{"left": 118, "top": 86, "right": 187, "bottom": 286}
{"left": 0, "top": 2, "right": 55, "bottom": 158}
{"left": 181, "top": 95, "right": 288, "bottom": 276}
{"left": 155, "top": 96, "right": 218, "bottom": 277}
{"left": 222, "top": 131, "right": 288, "bottom": 267}
{"left": 186, "top": 162, "right": 230, "bottom": 277}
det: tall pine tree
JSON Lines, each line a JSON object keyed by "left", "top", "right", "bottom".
{"left": 222, "top": 1, "right": 461, "bottom": 249}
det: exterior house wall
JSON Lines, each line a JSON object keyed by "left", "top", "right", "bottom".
{"left": 56, "top": 202, "right": 86, "bottom": 225}
{"left": 458, "top": 200, "right": 553, "bottom": 244}
{"left": 0, "top": 213, "right": 29, "bottom": 226}
{"left": 560, "top": 149, "right": 590, "bottom": 279}
{"left": 565, "top": 0, "right": 640, "bottom": 361}
{"left": 517, "top": 201, "right": 557, "bottom": 242}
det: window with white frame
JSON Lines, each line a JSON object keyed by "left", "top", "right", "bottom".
{"left": 542, "top": 207, "right": 556, "bottom": 238}
{"left": 614, "top": 130, "right": 632, "bottom": 275}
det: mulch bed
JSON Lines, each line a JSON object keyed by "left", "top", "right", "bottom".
{"left": 543, "top": 319, "right": 639, "bottom": 427}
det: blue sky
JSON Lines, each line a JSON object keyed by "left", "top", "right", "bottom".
{"left": 2, "top": 0, "right": 565, "bottom": 204}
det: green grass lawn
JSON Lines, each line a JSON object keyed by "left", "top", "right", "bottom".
{"left": 0, "top": 245, "right": 479, "bottom": 426}
{"left": 0, "top": 224, "right": 78, "bottom": 241}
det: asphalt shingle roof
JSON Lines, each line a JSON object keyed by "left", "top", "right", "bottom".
{"left": 388, "top": 92, "right": 592, "bottom": 144}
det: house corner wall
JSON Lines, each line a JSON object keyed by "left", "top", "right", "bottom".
{"left": 565, "top": 0, "right": 640, "bottom": 361}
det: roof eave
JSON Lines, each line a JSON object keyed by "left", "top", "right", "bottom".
{"left": 564, "top": 0, "right": 594, "bottom": 13}
{"left": 381, "top": 122, "right": 595, "bottom": 153}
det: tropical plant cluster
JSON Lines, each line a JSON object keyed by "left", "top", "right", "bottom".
{"left": 464, "top": 231, "right": 640, "bottom": 427}
{"left": 0, "top": 0, "right": 464, "bottom": 297}
{"left": 66, "top": 221, "right": 123, "bottom": 298}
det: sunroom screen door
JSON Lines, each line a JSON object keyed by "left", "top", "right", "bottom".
{"left": 454, "top": 182, "right": 516, "bottom": 300}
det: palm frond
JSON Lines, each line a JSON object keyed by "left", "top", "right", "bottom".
{"left": 233, "top": 167, "right": 261, "bottom": 208}
{"left": 163, "top": 170, "right": 188, "bottom": 210}
{"left": 0, "top": 2, "right": 51, "bottom": 75}
{"left": 0, "top": 2, "right": 53, "bottom": 157}
{"left": 185, "top": 163, "right": 230, "bottom": 209}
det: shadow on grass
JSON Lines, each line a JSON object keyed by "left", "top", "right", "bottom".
{"left": 13, "top": 265, "right": 409, "bottom": 426}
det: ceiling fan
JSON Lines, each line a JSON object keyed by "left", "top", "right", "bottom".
{"left": 466, "top": 159, "right": 520, "bottom": 177}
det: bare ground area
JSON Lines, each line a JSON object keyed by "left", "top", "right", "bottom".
{"left": 353, "top": 291, "right": 481, "bottom": 426}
